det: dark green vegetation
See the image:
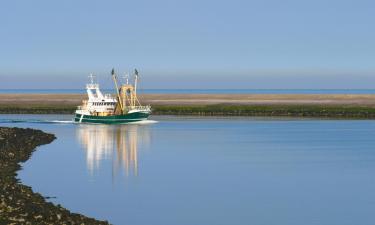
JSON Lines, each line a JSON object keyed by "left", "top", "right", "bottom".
{"left": 0, "top": 127, "right": 110, "bottom": 225}
{"left": 2, "top": 104, "right": 375, "bottom": 118}
{"left": 0, "top": 105, "right": 76, "bottom": 114}
{"left": 151, "top": 105, "right": 375, "bottom": 118}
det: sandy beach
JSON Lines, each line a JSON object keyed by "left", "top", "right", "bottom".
{"left": 1, "top": 93, "right": 375, "bottom": 107}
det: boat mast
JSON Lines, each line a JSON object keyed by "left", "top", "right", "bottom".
{"left": 111, "top": 68, "right": 124, "bottom": 113}
{"left": 133, "top": 69, "right": 141, "bottom": 106}
{"left": 86, "top": 73, "right": 95, "bottom": 100}
{"left": 134, "top": 69, "right": 138, "bottom": 98}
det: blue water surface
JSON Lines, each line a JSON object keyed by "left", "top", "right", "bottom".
{"left": 1, "top": 115, "right": 374, "bottom": 225}
{"left": 2, "top": 88, "right": 375, "bottom": 94}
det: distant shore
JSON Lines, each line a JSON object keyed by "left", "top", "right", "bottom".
{"left": 0, "top": 127, "right": 109, "bottom": 224}
{"left": 2, "top": 93, "right": 375, "bottom": 118}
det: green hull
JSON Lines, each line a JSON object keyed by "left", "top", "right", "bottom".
{"left": 74, "top": 112, "right": 150, "bottom": 124}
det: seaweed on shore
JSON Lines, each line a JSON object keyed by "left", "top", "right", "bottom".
{"left": 0, "top": 127, "right": 110, "bottom": 225}
{"left": 0, "top": 106, "right": 76, "bottom": 114}
{"left": 2, "top": 104, "right": 375, "bottom": 118}
{"left": 151, "top": 105, "right": 375, "bottom": 118}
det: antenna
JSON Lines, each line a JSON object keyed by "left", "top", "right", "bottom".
{"left": 122, "top": 73, "right": 129, "bottom": 85}
{"left": 88, "top": 73, "right": 95, "bottom": 84}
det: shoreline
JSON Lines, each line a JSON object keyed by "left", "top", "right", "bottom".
{"left": 0, "top": 127, "right": 110, "bottom": 224}
{"left": 2, "top": 105, "right": 375, "bottom": 119}
{"left": 2, "top": 93, "right": 375, "bottom": 118}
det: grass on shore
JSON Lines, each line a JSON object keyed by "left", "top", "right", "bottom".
{"left": 2, "top": 104, "right": 375, "bottom": 118}
{"left": 0, "top": 105, "right": 76, "bottom": 114}
{"left": 152, "top": 105, "right": 375, "bottom": 118}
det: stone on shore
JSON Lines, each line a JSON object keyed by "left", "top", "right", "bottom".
{"left": 0, "top": 127, "right": 110, "bottom": 225}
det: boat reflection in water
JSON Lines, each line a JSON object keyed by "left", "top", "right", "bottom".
{"left": 76, "top": 124, "right": 151, "bottom": 177}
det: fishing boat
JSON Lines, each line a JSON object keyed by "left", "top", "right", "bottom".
{"left": 74, "top": 69, "right": 151, "bottom": 124}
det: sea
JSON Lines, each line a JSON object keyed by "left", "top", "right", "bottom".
{"left": 1, "top": 115, "right": 375, "bottom": 225}
{"left": 2, "top": 89, "right": 375, "bottom": 94}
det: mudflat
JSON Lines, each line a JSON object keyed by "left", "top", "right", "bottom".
{"left": 1, "top": 93, "right": 375, "bottom": 106}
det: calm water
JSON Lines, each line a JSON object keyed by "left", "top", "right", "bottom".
{"left": 2, "top": 88, "right": 375, "bottom": 94}
{"left": 1, "top": 115, "right": 375, "bottom": 225}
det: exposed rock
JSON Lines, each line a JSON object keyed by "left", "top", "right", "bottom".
{"left": 0, "top": 127, "right": 110, "bottom": 224}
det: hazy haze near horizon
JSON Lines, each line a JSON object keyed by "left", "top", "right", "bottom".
{"left": 1, "top": 0, "right": 374, "bottom": 89}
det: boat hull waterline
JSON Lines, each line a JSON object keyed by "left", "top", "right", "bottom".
{"left": 74, "top": 112, "right": 150, "bottom": 124}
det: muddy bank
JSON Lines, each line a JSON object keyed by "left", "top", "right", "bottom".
{"left": 2, "top": 93, "right": 375, "bottom": 107}
{"left": 0, "top": 127, "right": 110, "bottom": 224}
{"left": 2, "top": 93, "right": 375, "bottom": 118}
{"left": 2, "top": 105, "right": 375, "bottom": 119}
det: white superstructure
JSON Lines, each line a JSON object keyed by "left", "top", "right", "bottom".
{"left": 76, "top": 74, "right": 118, "bottom": 116}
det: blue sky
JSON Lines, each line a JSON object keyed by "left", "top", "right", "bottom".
{"left": 1, "top": 0, "right": 374, "bottom": 89}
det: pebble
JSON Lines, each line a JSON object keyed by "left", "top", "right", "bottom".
{"left": 0, "top": 127, "right": 110, "bottom": 225}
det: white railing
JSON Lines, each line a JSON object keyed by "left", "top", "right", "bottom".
{"left": 128, "top": 105, "right": 151, "bottom": 111}
{"left": 86, "top": 83, "right": 99, "bottom": 89}
{"left": 79, "top": 104, "right": 150, "bottom": 112}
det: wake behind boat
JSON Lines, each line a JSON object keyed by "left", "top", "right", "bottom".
{"left": 74, "top": 69, "right": 151, "bottom": 124}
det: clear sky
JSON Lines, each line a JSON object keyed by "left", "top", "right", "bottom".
{"left": 1, "top": 0, "right": 374, "bottom": 89}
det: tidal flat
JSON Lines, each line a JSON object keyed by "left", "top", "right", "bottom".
{"left": 2, "top": 94, "right": 375, "bottom": 118}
